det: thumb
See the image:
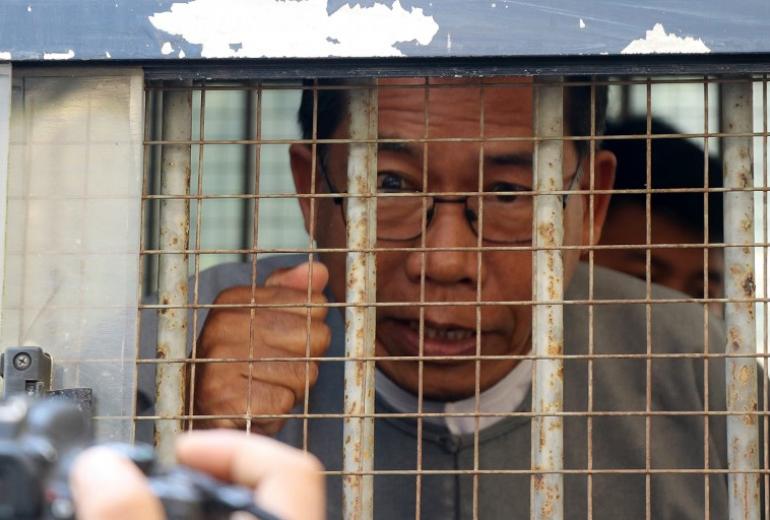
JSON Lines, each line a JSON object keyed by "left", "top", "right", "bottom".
{"left": 265, "top": 261, "right": 329, "bottom": 293}
{"left": 70, "top": 447, "right": 165, "bottom": 520}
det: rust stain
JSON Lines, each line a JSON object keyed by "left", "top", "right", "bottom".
{"left": 538, "top": 222, "right": 555, "bottom": 244}
{"left": 547, "top": 342, "right": 562, "bottom": 357}
{"left": 742, "top": 274, "right": 755, "bottom": 296}
{"left": 738, "top": 365, "right": 751, "bottom": 384}
{"left": 741, "top": 217, "right": 752, "bottom": 232}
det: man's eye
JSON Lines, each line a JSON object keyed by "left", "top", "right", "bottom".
{"left": 487, "top": 182, "right": 529, "bottom": 202}
{"left": 377, "top": 172, "right": 415, "bottom": 192}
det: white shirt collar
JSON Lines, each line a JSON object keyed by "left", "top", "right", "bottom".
{"left": 375, "top": 359, "right": 533, "bottom": 436}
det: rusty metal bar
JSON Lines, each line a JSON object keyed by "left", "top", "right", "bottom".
{"left": 154, "top": 81, "right": 192, "bottom": 464}
{"left": 342, "top": 80, "right": 377, "bottom": 520}
{"left": 721, "top": 79, "right": 761, "bottom": 520}
{"left": 530, "top": 77, "right": 565, "bottom": 520}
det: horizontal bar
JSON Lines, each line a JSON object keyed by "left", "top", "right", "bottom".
{"left": 132, "top": 295, "right": 770, "bottom": 309}
{"left": 133, "top": 54, "right": 770, "bottom": 80}
{"left": 138, "top": 129, "right": 770, "bottom": 145}
{"left": 40, "top": 350, "right": 770, "bottom": 365}
{"left": 140, "top": 76, "right": 770, "bottom": 90}
{"left": 126, "top": 410, "right": 770, "bottom": 421}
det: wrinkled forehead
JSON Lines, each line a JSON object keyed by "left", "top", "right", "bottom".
{"left": 375, "top": 77, "right": 534, "bottom": 139}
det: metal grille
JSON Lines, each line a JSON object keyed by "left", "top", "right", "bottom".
{"left": 138, "top": 75, "right": 768, "bottom": 519}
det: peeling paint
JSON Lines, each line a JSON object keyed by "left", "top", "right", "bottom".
{"left": 105, "top": 51, "right": 111, "bottom": 58}
{"left": 178, "top": 49, "right": 186, "bottom": 58}
{"left": 43, "top": 49, "right": 75, "bottom": 60}
{"left": 579, "top": 18, "right": 585, "bottom": 29}
{"left": 0, "top": 52, "right": 10, "bottom": 60}
{"left": 148, "top": 0, "right": 439, "bottom": 58}
{"left": 621, "top": 23, "right": 710, "bottom": 54}
{"left": 161, "top": 41, "right": 173, "bottom": 55}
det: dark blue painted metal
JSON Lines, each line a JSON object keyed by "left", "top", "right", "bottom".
{"left": 0, "top": 0, "right": 769, "bottom": 61}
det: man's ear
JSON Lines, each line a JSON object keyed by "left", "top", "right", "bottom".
{"left": 581, "top": 149, "right": 617, "bottom": 246}
{"left": 289, "top": 143, "right": 317, "bottom": 235}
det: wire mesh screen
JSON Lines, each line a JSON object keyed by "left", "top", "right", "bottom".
{"left": 137, "top": 76, "right": 769, "bottom": 520}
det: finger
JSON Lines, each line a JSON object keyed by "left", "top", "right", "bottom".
{"left": 177, "top": 431, "right": 325, "bottom": 520}
{"left": 193, "top": 376, "right": 298, "bottom": 433}
{"left": 71, "top": 447, "right": 165, "bottom": 520}
{"left": 213, "top": 287, "right": 329, "bottom": 320}
{"left": 199, "top": 357, "right": 318, "bottom": 400}
{"left": 204, "top": 313, "right": 330, "bottom": 357}
{"left": 193, "top": 415, "right": 287, "bottom": 436}
{"left": 243, "top": 360, "right": 319, "bottom": 401}
{"left": 197, "top": 375, "right": 297, "bottom": 416}
{"left": 265, "top": 261, "right": 329, "bottom": 294}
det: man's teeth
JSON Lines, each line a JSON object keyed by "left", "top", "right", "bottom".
{"left": 407, "top": 321, "right": 475, "bottom": 341}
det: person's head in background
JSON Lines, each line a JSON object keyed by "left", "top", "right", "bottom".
{"left": 595, "top": 117, "right": 724, "bottom": 315}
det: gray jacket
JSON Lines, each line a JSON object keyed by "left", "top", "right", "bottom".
{"left": 139, "top": 256, "right": 753, "bottom": 519}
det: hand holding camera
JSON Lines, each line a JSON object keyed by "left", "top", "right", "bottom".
{"left": 0, "top": 397, "right": 323, "bottom": 520}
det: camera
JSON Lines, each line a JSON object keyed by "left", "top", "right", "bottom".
{"left": 0, "top": 347, "right": 280, "bottom": 520}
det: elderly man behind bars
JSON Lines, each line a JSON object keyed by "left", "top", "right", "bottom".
{"left": 140, "top": 77, "right": 761, "bottom": 519}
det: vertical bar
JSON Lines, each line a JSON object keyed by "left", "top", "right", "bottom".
{"left": 414, "top": 77, "right": 430, "bottom": 520}
{"left": 472, "top": 80, "right": 486, "bottom": 520}
{"left": 342, "top": 81, "right": 377, "bottom": 520}
{"left": 0, "top": 64, "right": 10, "bottom": 331}
{"left": 304, "top": 81, "right": 320, "bottom": 451}
{"left": 586, "top": 77, "right": 597, "bottom": 520}
{"left": 721, "top": 79, "right": 760, "bottom": 520}
{"left": 644, "top": 79, "right": 653, "bottom": 520}
{"left": 703, "top": 75, "right": 712, "bottom": 520}
{"left": 154, "top": 81, "right": 192, "bottom": 463}
{"left": 530, "top": 76, "right": 565, "bottom": 520}
{"left": 144, "top": 87, "right": 165, "bottom": 298}
{"left": 245, "top": 84, "right": 262, "bottom": 435}
{"left": 762, "top": 75, "right": 769, "bottom": 520}
{"left": 186, "top": 86, "right": 206, "bottom": 432}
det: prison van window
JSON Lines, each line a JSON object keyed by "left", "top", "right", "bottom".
{"left": 3, "top": 71, "right": 769, "bottom": 520}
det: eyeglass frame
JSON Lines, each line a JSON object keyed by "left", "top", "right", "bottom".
{"left": 318, "top": 154, "right": 585, "bottom": 244}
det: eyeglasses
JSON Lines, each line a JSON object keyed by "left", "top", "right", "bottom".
{"left": 320, "top": 160, "right": 584, "bottom": 244}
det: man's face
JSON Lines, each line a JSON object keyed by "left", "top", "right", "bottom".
{"left": 292, "top": 78, "right": 616, "bottom": 400}
{"left": 595, "top": 203, "right": 724, "bottom": 316}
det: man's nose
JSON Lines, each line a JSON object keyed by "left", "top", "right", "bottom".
{"left": 404, "top": 203, "right": 485, "bottom": 287}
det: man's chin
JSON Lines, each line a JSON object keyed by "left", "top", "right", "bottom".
{"left": 377, "top": 359, "right": 495, "bottom": 402}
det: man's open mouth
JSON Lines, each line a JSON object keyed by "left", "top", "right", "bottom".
{"left": 406, "top": 320, "right": 476, "bottom": 342}
{"left": 379, "top": 318, "right": 482, "bottom": 358}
